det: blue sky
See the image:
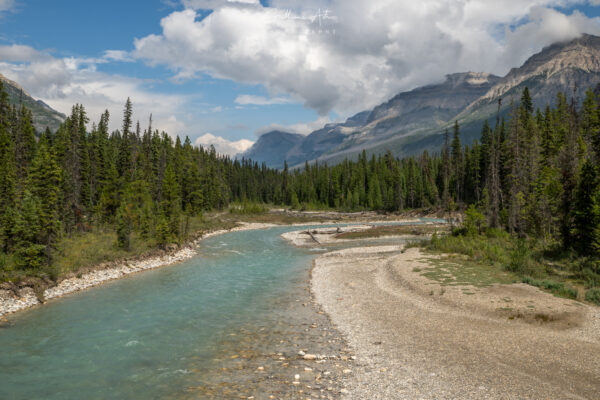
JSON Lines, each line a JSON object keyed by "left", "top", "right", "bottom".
{"left": 0, "top": 0, "right": 599, "bottom": 155}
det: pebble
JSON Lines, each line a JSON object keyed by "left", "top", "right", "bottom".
{"left": 303, "top": 354, "right": 317, "bottom": 360}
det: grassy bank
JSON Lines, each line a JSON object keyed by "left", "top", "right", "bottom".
{"left": 335, "top": 224, "right": 447, "bottom": 240}
{"left": 415, "top": 228, "right": 600, "bottom": 305}
{"left": 0, "top": 207, "right": 361, "bottom": 286}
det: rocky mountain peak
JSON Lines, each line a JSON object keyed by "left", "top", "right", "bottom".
{"left": 0, "top": 73, "right": 65, "bottom": 133}
{"left": 0, "top": 73, "right": 30, "bottom": 97}
{"left": 481, "top": 34, "right": 600, "bottom": 102}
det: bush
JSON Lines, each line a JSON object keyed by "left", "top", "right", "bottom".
{"left": 506, "top": 239, "right": 538, "bottom": 276}
{"left": 486, "top": 228, "right": 510, "bottom": 240}
{"left": 570, "top": 258, "right": 600, "bottom": 288}
{"left": 14, "top": 244, "right": 47, "bottom": 270}
{"left": 228, "top": 201, "right": 267, "bottom": 215}
{"left": 585, "top": 288, "right": 600, "bottom": 305}
{"left": 463, "top": 205, "right": 487, "bottom": 235}
{"left": 522, "top": 277, "right": 578, "bottom": 300}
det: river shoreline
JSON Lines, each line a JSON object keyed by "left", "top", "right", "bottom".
{"left": 1, "top": 213, "right": 438, "bottom": 319}
{"left": 310, "top": 245, "right": 600, "bottom": 399}
{"left": 0, "top": 222, "right": 278, "bottom": 318}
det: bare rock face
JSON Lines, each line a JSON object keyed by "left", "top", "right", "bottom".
{"left": 0, "top": 73, "right": 66, "bottom": 133}
{"left": 244, "top": 34, "right": 600, "bottom": 168}
{"left": 245, "top": 71, "right": 500, "bottom": 168}
{"left": 470, "top": 35, "right": 600, "bottom": 108}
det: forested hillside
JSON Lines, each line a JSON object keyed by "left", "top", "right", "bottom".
{"left": 1, "top": 78, "right": 599, "bottom": 291}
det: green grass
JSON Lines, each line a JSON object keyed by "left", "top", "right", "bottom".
{"left": 53, "top": 230, "right": 157, "bottom": 276}
{"left": 426, "top": 229, "right": 513, "bottom": 267}
{"left": 419, "top": 229, "right": 589, "bottom": 302}
{"left": 521, "top": 277, "right": 578, "bottom": 300}
{"left": 0, "top": 208, "right": 350, "bottom": 284}
{"left": 418, "top": 257, "right": 517, "bottom": 288}
{"left": 586, "top": 288, "right": 600, "bottom": 305}
{"left": 228, "top": 201, "right": 268, "bottom": 215}
{"left": 335, "top": 224, "right": 447, "bottom": 239}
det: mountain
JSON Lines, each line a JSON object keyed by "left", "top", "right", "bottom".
{"left": 455, "top": 33, "right": 600, "bottom": 140}
{"left": 244, "top": 34, "right": 600, "bottom": 168}
{"left": 0, "top": 73, "right": 66, "bottom": 133}
{"left": 242, "top": 130, "right": 305, "bottom": 166}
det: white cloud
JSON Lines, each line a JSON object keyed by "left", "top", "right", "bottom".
{"left": 182, "top": 0, "right": 260, "bottom": 9}
{"left": 0, "top": 47, "right": 190, "bottom": 137}
{"left": 255, "top": 115, "right": 334, "bottom": 136}
{"left": 234, "top": 94, "right": 293, "bottom": 105}
{"left": 194, "top": 132, "right": 254, "bottom": 156}
{"left": 103, "top": 50, "right": 134, "bottom": 62}
{"left": 0, "top": 44, "right": 47, "bottom": 62}
{"left": 134, "top": 1, "right": 600, "bottom": 118}
{"left": 0, "top": 0, "right": 15, "bottom": 13}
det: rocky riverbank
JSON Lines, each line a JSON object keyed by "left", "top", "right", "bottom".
{"left": 311, "top": 245, "right": 600, "bottom": 399}
{"left": 0, "top": 222, "right": 278, "bottom": 318}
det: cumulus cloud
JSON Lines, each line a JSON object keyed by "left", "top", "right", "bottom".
{"left": 255, "top": 115, "right": 334, "bottom": 136}
{"left": 0, "top": 0, "right": 15, "bottom": 13}
{"left": 134, "top": 0, "right": 600, "bottom": 118}
{"left": 235, "top": 94, "right": 293, "bottom": 105}
{"left": 0, "top": 47, "right": 189, "bottom": 137}
{"left": 194, "top": 132, "right": 254, "bottom": 156}
{"left": 0, "top": 44, "right": 47, "bottom": 62}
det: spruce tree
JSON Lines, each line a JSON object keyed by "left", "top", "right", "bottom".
{"left": 573, "top": 160, "right": 600, "bottom": 255}
{"left": 451, "top": 121, "right": 463, "bottom": 202}
{"left": 12, "top": 191, "right": 46, "bottom": 270}
{"left": 27, "top": 140, "right": 62, "bottom": 254}
{"left": 0, "top": 120, "right": 16, "bottom": 250}
{"left": 161, "top": 164, "right": 181, "bottom": 240}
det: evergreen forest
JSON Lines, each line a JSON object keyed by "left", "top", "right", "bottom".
{"left": 1, "top": 81, "right": 599, "bottom": 301}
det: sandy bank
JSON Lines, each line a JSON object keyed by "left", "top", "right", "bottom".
{"left": 0, "top": 222, "right": 278, "bottom": 318}
{"left": 312, "top": 245, "right": 600, "bottom": 399}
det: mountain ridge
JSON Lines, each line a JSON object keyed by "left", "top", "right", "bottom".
{"left": 0, "top": 73, "right": 66, "bottom": 133}
{"left": 244, "top": 34, "right": 600, "bottom": 168}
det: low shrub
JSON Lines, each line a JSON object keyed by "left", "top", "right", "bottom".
{"left": 506, "top": 239, "right": 540, "bottom": 277}
{"left": 522, "top": 277, "right": 578, "bottom": 300}
{"left": 585, "top": 288, "right": 600, "bottom": 305}
{"left": 228, "top": 202, "right": 268, "bottom": 215}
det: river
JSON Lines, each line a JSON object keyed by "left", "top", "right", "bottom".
{"left": 0, "top": 222, "right": 436, "bottom": 399}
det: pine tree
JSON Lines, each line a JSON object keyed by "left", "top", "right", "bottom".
{"left": 27, "top": 140, "right": 62, "bottom": 255}
{"left": 441, "top": 128, "right": 451, "bottom": 209}
{"left": 161, "top": 164, "right": 181, "bottom": 240}
{"left": 0, "top": 119, "right": 16, "bottom": 250}
{"left": 118, "top": 98, "right": 133, "bottom": 177}
{"left": 116, "top": 195, "right": 133, "bottom": 250}
{"left": 451, "top": 121, "right": 463, "bottom": 202}
{"left": 573, "top": 160, "right": 600, "bottom": 255}
{"left": 521, "top": 87, "right": 533, "bottom": 115}
{"left": 12, "top": 191, "right": 46, "bottom": 270}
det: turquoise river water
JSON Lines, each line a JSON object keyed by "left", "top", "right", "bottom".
{"left": 0, "top": 221, "right": 440, "bottom": 399}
